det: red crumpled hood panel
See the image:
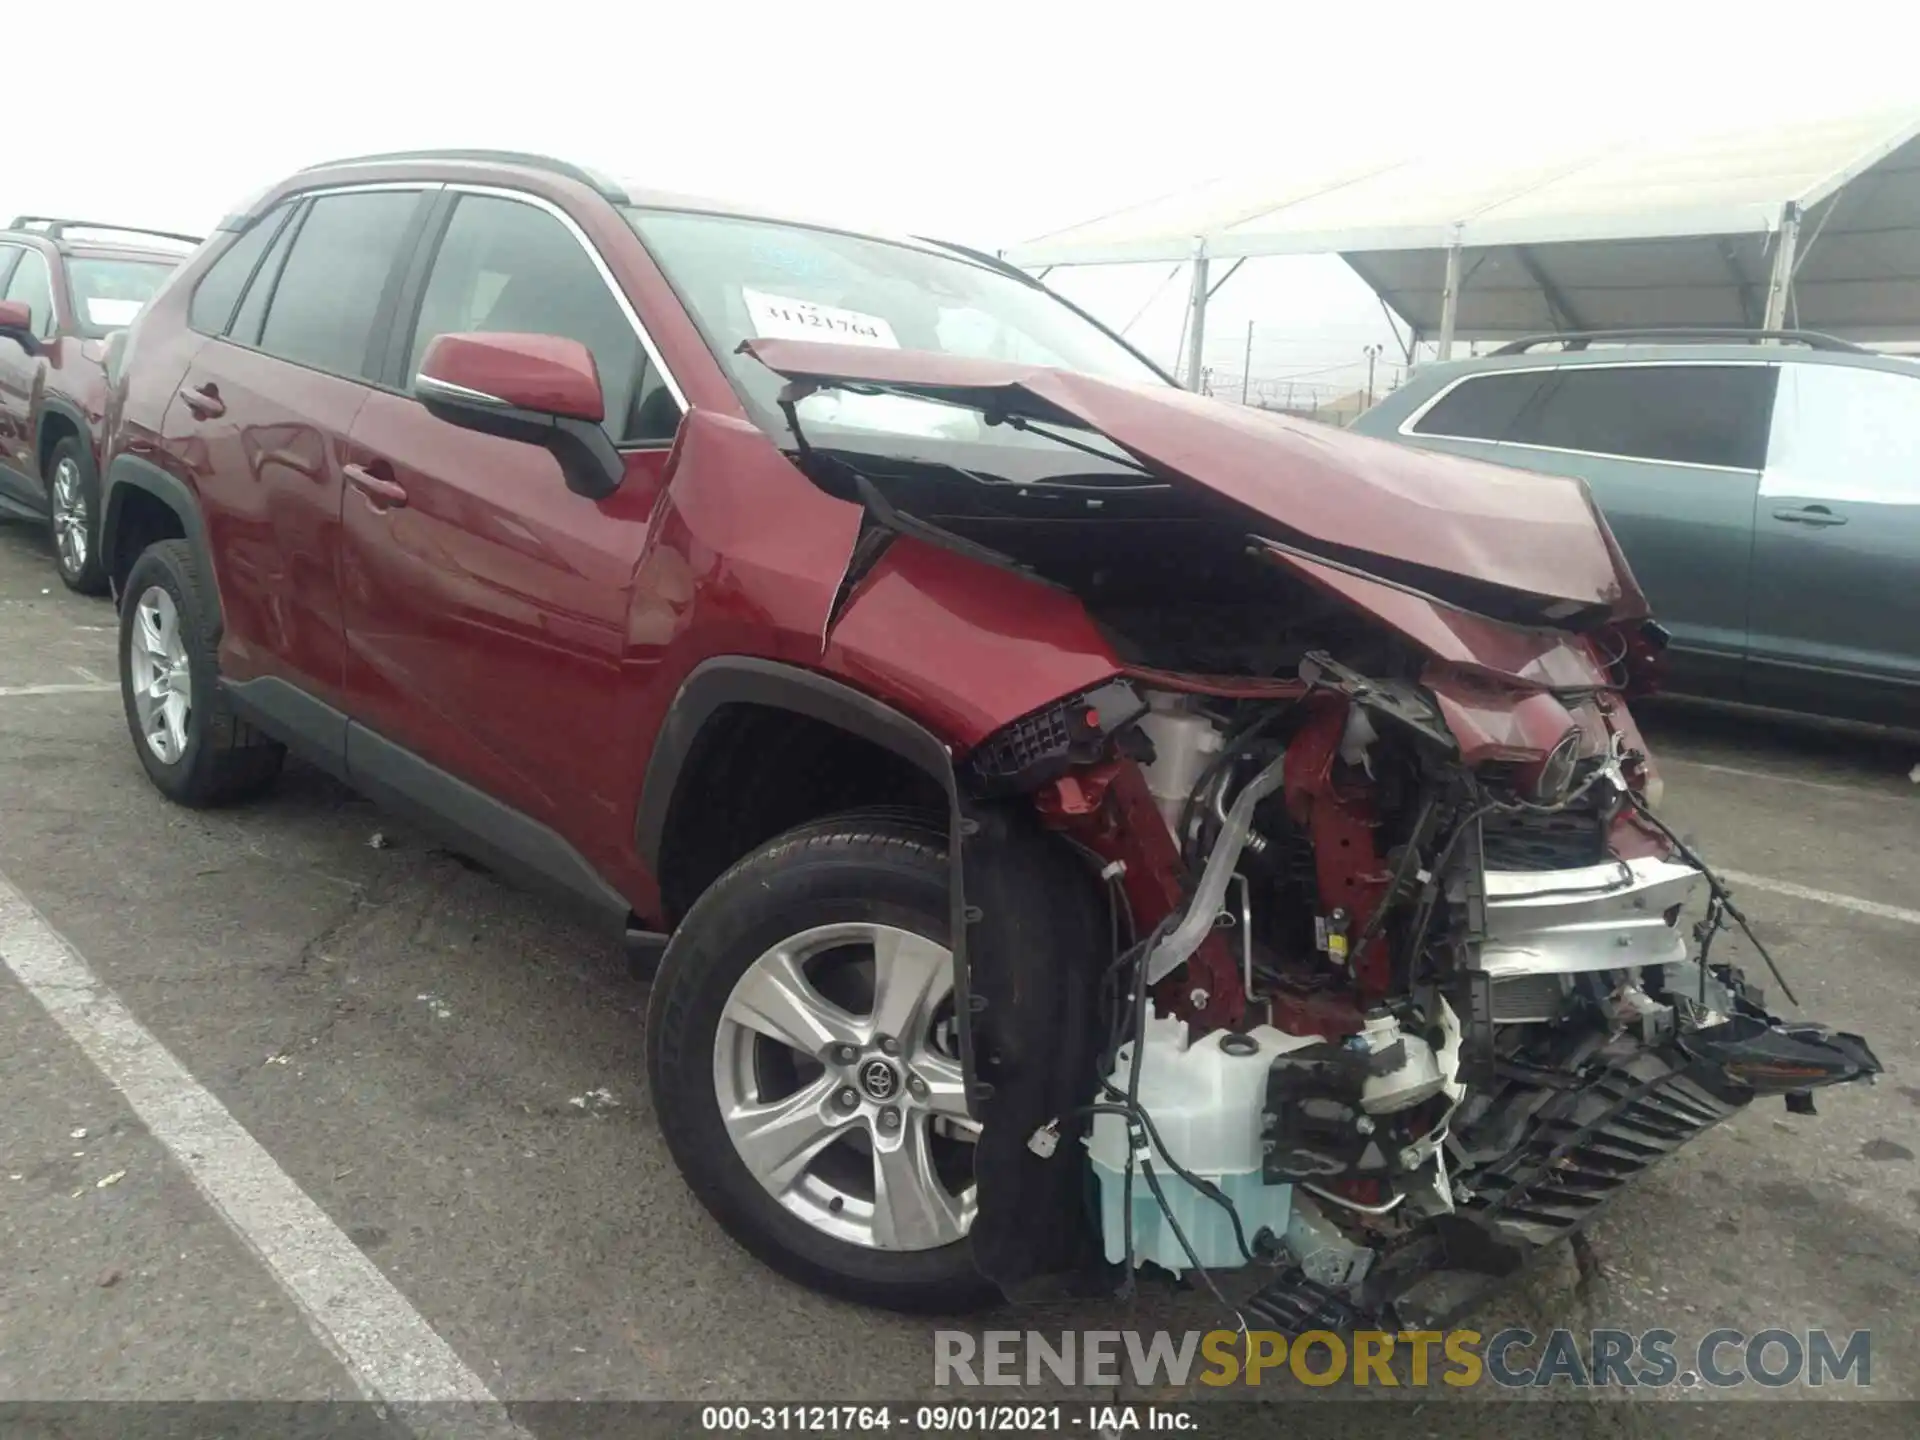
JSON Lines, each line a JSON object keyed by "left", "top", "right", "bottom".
{"left": 743, "top": 339, "right": 1647, "bottom": 617}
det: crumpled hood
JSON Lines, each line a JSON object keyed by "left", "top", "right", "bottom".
{"left": 743, "top": 339, "right": 1648, "bottom": 620}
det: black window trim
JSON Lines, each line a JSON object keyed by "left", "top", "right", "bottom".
{"left": 187, "top": 201, "right": 297, "bottom": 338}
{"left": 1399, "top": 358, "right": 1780, "bottom": 475}
{"left": 208, "top": 182, "right": 441, "bottom": 393}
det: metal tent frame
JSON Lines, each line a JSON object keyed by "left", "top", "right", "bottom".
{"left": 1004, "top": 109, "right": 1920, "bottom": 382}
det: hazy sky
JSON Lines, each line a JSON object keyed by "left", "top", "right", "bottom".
{"left": 11, "top": 0, "right": 1916, "bottom": 395}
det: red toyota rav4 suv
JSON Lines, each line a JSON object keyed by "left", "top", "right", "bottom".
{"left": 0, "top": 217, "right": 196, "bottom": 592}
{"left": 100, "top": 150, "right": 1875, "bottom": 1321}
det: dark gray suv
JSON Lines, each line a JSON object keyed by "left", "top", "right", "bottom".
{"left": 1352, "top": 330, "right": 1920, "bottom": 729}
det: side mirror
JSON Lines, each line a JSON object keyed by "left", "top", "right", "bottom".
{"left": 0, "top": 300, "right": 41, "bottom": 356}
{"left": 413, "top": 332, "right": 622, "bottom": 500}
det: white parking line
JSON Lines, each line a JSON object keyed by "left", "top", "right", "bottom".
{"left": 0, "top": 873, "right": 536, "bottom": 1431}
{"left": 1663, "top": 755, "right": 1910, "bottom": 803}
{"left": 0, "top": 682, "right": 119, "bottom": 698}
{"left": 1719, "top": 869, "right": 1920, "bottom": 927}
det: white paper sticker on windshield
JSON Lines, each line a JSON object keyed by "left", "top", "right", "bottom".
{"left": 744, "top": 289, "right": 899, "bottom": 348}
{"left": 85, "top": 297, "right": 144, "bottom": 327}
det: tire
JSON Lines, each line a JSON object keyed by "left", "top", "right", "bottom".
{"left": 647, "top": 811, "right": 996, "bottom": 1313}
{"left": 47, "top": 435, "right": 107, "bottom": 595}
{"left": 119, "top": 539, "right": 284, "bottom": 807}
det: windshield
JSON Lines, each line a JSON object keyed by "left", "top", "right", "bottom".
{"left": 624, "top": 208, "right": 1166, "bottom": 474}
{"left": 65, "top": 257, "right": 175, "bottom": 336}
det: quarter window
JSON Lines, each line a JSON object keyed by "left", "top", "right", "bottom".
{"left": 255, "top": 191, "right": 423, "bottom": 379}
{"left": 1507, "top": 365, "right": 1776, "bottom": 470}
{"left": 1409, "top": 371, "right": 1551, "bottom": 442}
{"left": 406, "top": 193, "right": 678, "bottom": 445}
{"left": 3, "top": 250, "right": 56, "bottom": 337}
{"left": 189, "top": 207, "right": 290, "bottom": 336}
{"left": 1764, "top": 363, "right": 1920, "bottom": 505}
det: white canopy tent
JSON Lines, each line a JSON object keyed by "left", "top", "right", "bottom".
{"left": 1004, "top": 110, "right": 1920, "bottom": 385}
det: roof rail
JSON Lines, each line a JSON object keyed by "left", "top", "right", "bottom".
{"left": 7, "top": 216, "right": 203, "bottom": 247}
{"left": 300, "top": 150, "right": 628, "bottom": 205}
{"left": 1491, "top": 328, "right": 1866, "bottom": 356}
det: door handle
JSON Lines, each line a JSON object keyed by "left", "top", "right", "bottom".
{"left": 343, "top": 462, "right": 408, "bottom": 508}
{"left": 179, "top": 382, "right": 225, "bottom": 420}
{"left": 1771, "top": 504, "right": 1847, "bottom": 527}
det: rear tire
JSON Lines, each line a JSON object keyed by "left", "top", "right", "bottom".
{"left": 47, "top": 436, "right": 107, "bottom": 596}
{"left": 647, "top": 811, "right": 996, "bottom": 1314}
{"left": 119, "top": 539, "right": 284, "bottom": 807}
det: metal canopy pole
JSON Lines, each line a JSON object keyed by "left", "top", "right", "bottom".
{"left": 1184, "top": 240, "right": 1210, "bottom": 391}
{"left": 1764, "top": 202, "right": 1801, "bottom": 330}
{"left": 1436, "top": 236, "right": 1464, "bottom": 361}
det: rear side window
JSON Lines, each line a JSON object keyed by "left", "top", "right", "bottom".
{"left": 230, "top": 207, "right": 303, "bottom": 347}
{"left": 1410, "top": 371, "right": 1551, "bottom": 441}
{"left": 189, "top": 208, "right": 289, "bottom": 335}
{"left": 1509, "top": 365, "right": 1776, "bottom": 470}
{"left": 404, "top": 193, "right": 679, "bottom": 444}
{"left": 255, "top": 191, "right": 422, "bottom": 379}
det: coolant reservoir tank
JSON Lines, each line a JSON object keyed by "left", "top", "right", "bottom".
{"left": 1086, "top": 1017, "right": 1316, "bottom": 1273}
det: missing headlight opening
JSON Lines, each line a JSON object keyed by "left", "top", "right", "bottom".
{"left": 958, "top": 649, "right": 1880, "bottom": 1333}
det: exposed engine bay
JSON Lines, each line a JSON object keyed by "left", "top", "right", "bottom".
{"left": 738, "top": 337, "right": 1883, "bottom": 1328}
{"left": 958, "top": 645, "right": 1881, "bottom": 1331}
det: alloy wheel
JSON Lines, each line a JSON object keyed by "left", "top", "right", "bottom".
{"left": 712, "top": 921, "right": 978, "bottom": 1252}
{"left": 51, "top": 457, "right": 87, "bottom": 576}
{"left": 128, "top": 586, "right": 192, "bottom": 763}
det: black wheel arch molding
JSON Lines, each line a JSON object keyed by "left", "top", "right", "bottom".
{"left": 100, "top": 453, "right": 217, "bottom": 606}
{"left": 34, "top": 396, "right": 94, "bottom": 470}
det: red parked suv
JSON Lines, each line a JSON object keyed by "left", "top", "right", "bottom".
{"left": 0, "top": 217, "right": 196, "bottom": 592}
{"left": 101, "top": 150, "right": 1875, "bottom": 1320}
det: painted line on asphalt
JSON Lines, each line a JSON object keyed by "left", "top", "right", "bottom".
{"left": 1663, "top": 755, "right": 1910, "bottom": 803}
{"left": 0, "top": 872, "right": 536, "bottom": 1432}
{"left": 1719, "top": 869, "right": 1920, "bottom": 927}
{"left": 0, "top": 682, "right": 119, "bottom": 698}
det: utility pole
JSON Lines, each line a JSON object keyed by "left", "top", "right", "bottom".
{"left": 1240, "top": 321, "right": 1254, "bottom": 405}
{"left": 1363, "top": 344, "right": 1382, "bottom": 410}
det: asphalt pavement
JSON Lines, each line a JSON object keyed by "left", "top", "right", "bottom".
{"left": 0, "top": 513, "right": 1913, "bottom": 1432}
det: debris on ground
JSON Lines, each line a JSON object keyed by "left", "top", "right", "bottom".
{"left": 568, "top": 1088, "right": 619, "bottom": 1112}
{"left": 1909, "top": 763, "right": 1919, "bottom": 784}
{"left": 95, "top": 1170, "right": 126, "bottom": 1189}
{"left": 417, "top": 994, "right": 452, "bottom": 1020}
{"left": 369, "top": 831, "right": 392, "bottom": 850}
{"left": 98, "top": 1268, "right": 122, "bottom": 1288}
{"left": 70, "top": 1127, "right": 87, "bottom": 1140}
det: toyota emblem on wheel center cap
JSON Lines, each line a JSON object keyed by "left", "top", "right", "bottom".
{"left": 859, "top": 1058, "right": 899, "bottom": 1102}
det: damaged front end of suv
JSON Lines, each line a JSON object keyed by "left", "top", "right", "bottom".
{"left": 723, "top": 340, "right": 1880, "bottom": 1326}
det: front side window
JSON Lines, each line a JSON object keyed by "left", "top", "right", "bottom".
{"left": 1765, "top": 362, "right": 1920, "bottom": 505}
{"left": 406, "top": 194, "right": 678, "bottom": 445}
{"left": 625, "top": 207, "right": 1164, "bottom": 462}
{"left": 0, "top": 245, "right": 21, "bottom": 295}
{"left": 3, "top": 250, "right": 56, "bottom": 338}
{"left": 65, "top": 257, "right": 176, "bottom": 337}
{"left": 1506, "top": 364, "right": 1776, "bottom": 470}
{"left": 256, "top": 191, "right": 423, "bottom": 379}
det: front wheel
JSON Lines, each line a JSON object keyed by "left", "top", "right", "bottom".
{"left": 647, "top": 813, "right": 994, "bottom": 1313}
{"left": 47, "top": 436, "right": 107, "bottom": 595}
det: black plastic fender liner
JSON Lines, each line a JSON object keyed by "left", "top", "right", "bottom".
{"left": 958, "top": 793, "right": 1111, "bottom": 1297}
